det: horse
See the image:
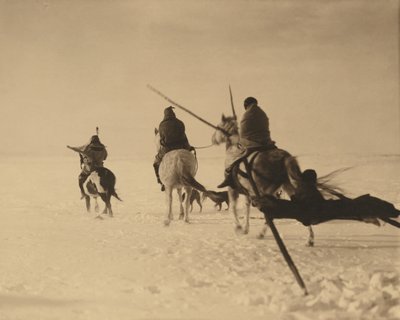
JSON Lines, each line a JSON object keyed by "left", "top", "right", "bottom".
{"left": 155, "top": 129, "right": 206, "bottom": 226}
{"left": 82, "top": 165, "right": 122, "bottom": 218}
{"left": 211, "top": 114, "right": 318, "bottom": 244}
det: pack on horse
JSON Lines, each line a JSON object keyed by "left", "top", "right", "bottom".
{"left": 154, "top": 128, "right": 206, "bottom": 226}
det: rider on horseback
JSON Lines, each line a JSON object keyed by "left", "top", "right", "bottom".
{"left": 67, "top": 135, "right": 108, "bottom": 198}
{"left": 153, "top": 106, "right": 194, "bottom": 191}
{"left": 217, "top": 97, "right": 277, "bottom": 188}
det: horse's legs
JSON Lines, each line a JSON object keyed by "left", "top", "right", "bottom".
{"left": 164, "top": 187, "right": 173, "bottom": 226}
{"left": 307, "top": 226, "right": 314, "bottom": 247}
{"left": 256, "top": 185, "right": 281, "bottom": 239}
{"left": 85, "top": 195, "right": 91, "bottom": 212}
{"left": 228, "top": 187, "right": 241, "bottom": 231}
{"left": 94, "top": 197, "right": 99, "bottom": 213}
{"left": 177, "top": 188, "right": 184, "bottom": 220}
{"left": 282, "top": 182, "right": 314, "bottom": 246}
{"left": 105, "top": 192, "right": 113, "bottom": 217}
{"left": 243, "top": 196, "right": 251, "bottom": 234}
{"left": 99, "top": 193, "right": 108, "bottom": 215}
{"left": 183, "top": 187, "right": 192, "bottom": 223}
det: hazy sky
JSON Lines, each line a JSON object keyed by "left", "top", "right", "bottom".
{"left": 0, "top": 0, "right": 398, "bottom": 158}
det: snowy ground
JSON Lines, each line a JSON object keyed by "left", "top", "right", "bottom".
{"left": 1, "top": 153, "right": 399, "bottom": 320}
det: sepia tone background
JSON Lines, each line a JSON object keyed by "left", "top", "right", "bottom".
{"left": 0, "top": 0, "right": 398, "bottom": 159}
{"left": 1, "top": 1, "right": 400, "bottom": 319}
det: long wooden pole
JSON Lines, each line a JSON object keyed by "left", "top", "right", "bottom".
{"left": 229, "top": 85, "right": 237, "bottom": 120}
{"left": 243, "top": 159, "right": 308, "bottom": 295}
{"left": 147, "top": 84, "right": 230, "bottom": 136}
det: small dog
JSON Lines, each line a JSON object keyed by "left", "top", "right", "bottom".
{"left": 182, "top": 189, "right": 205, "bottom": 213}
{"left": 204, "top": 190, "right": 229, "bottom": 211}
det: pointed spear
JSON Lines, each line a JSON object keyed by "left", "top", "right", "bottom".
{"left": 147, "top": 84, "right": 230, "bottom": 136}
{"left": 229, "top": 85, "right": 237, "bottom": 120}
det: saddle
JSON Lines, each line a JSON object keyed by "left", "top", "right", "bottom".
{"left": 218, "top": 145, "right": 277, "bottom": 190}
{"left": 232, "top": 145, "right": 277, "bottom": 179}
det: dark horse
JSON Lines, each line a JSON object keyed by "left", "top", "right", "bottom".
{"left": 82, "top": 166, "right": 122, "bottom": 217}
{"left": 212, "top": 115, "right": 381, "bottom": 243}
{"left": 211, "top": 115, "right": 316, "bottom": 241}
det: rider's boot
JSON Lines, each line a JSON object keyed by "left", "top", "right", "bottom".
{"left": 154, "top": 163, "right": 165, "bottom": 192}
{"left": 217, "top": 170, "right": 233, "bottom": 188}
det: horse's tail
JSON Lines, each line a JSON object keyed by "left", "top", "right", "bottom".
{"left": 97, "top": 167, "right": 122, "bottom": 201}
{"left": 175, "top": 150, "right": 206, "bottom": 192}
{"left": 111, "top": 189, "right": 122, "bottom": 201}
{"left": 182, "top": 174, "right": 207, "bottom": 193}
{"left": 284, "top": 156, "right": 303, "bottom": 188}
{"left": 107, "top": 180, "right": 123, "bottom": 201}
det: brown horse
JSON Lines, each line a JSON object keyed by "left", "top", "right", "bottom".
{"left": 211, "top": 115, "right": 317, "bottom": 244}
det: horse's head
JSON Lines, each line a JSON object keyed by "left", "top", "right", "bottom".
{"left": 212, "top": 114, "right": 239, "bottom": 146}
{"left": 154, "top": 127, "right": 161, "bottom": 152}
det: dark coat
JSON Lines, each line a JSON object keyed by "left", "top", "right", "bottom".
{"left": 154, "top": 108, "right": 192, "bottom": 166}
{"left": 240, "top": 105, "right": 275, "bottom": 149}
{"left": 158, "top": 110, "right": 190, "bottom": 151}
{"left": 69, "top": 142, "right": 108, "bottom": 169}
{"left": 83, "top": 143, "right": 108, "bottom": 167}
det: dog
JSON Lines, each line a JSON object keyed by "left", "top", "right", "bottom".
{"left": 203, "top": 190, "right": 229, "bottom": 211}
{"left": 182, "top": 189, "right": 205, "bottom": 212}
{"left": 182, "top": 190, "right": 230, "bottom": 212}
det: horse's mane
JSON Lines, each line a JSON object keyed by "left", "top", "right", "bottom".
{"left": 316, "top": 167, "right": 352, "bottom": 200}
{"left": 220, "top": 116, "right": 239, "bottom": 136}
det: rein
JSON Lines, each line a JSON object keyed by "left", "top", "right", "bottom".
{"left": 192, "top": 144, "right": 214, "bottom": 150}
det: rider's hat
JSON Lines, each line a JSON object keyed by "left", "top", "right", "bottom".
{"left": 90, "top": 135, "right": 100, "bottom": 144}
{"left": 244, "top": 97, "right": 258, "bottom": 107}
{"left": 164, "top": 106, "right": 176, "bottom": 117}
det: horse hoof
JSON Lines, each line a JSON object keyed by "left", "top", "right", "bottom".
{"left": 234, "top": 225, "right": 243, "bottom": 235}
{"left": 95, "top": 215, "right": 104, "bottom": 220}
{"left": 306, "top": 241, "right": 314, "bottom": 247}
{"left": 164, "top": 220, "right": 170, "bottom": 226}
{"left": 257, "top": 233, "right": 265, "bottom": 240}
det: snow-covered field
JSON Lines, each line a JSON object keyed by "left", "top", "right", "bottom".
{"left": 1, "top": 153, "right": 399, "bottom": 320}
